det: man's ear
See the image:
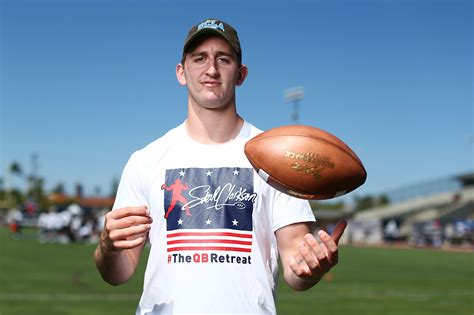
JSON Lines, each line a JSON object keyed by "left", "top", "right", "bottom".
{"left": 176, "top": 63, "right": 187, "bottom": 86}
{"left": 236, "top": 65, "right": 248, "bottom": 86}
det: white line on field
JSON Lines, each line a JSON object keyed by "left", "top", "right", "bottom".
{"left": 278, "top": 289, "right": 474, "bottom": 301}
{"left": 0, "top": 293, "right": 139, "bottom": 302}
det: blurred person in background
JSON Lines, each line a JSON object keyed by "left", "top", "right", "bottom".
{"left": 6, "top": 207, "right": 23, "bottom": 240}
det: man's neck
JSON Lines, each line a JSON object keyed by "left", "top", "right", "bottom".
{"left": 185, "top": 99, "right": 244, "bottom": 144}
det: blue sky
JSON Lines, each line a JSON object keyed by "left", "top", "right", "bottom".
{"left": 1, "top": 0, "right": 472, "bottom": 201}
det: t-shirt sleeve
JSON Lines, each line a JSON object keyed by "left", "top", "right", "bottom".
{"left": 272, "top": 191, "right": 316, "bottom": 232}
{"left": 112, "top": 151, "right": 149, "bottom": 211}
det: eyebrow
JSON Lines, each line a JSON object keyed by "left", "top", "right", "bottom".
{"left": 189, "top": 51, "right": 235, "bottom": 58}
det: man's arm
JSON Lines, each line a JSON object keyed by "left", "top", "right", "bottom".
{"left": 276, "top": 220, "right": 347, "bottom": 291}
{"left": 94, "top": 205, "right": 152, "bottom": 285}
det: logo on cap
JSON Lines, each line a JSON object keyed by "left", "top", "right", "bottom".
{"left": 197, "top": 19, "right": 225, "bottom": 32}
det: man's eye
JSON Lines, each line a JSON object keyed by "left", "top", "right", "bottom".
{"left": 194, "top": 57, "right": 205, "bottom": 63}
{"left": 217, "top": 57, "right": 230, "bottom": 64}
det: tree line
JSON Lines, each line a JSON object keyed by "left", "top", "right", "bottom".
{"left": 0, "top": 161, "right": 119, "bottom": 211}
{"left": 1, "top": 160, "right": 388, "bottom": 212}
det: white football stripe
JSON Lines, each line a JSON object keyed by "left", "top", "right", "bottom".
{"left": 258, "top": 169, "right": 270, "bottom": 182}
{"left": 334, "top": 190, "right": 347, "bottom": 197}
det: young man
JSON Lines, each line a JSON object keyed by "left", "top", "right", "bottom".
{"left": 94, "top": 18, "right": 346, "bottom": 314}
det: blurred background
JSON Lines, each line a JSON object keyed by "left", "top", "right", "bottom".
{"left": 1, "top": 0, "right": 472, "bottom": 314}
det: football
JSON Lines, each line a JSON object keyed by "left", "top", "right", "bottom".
{"left": 244, "top": 125, "right": 367, "bottom": 200}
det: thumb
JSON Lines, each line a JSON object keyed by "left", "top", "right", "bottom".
{"left": 331, "top": 220, "right": 348, "bottom": 245}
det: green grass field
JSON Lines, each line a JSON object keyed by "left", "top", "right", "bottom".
{"left": 1, "top": 228, "right": 472, "bottom": 315}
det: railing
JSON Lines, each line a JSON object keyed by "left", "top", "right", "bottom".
{"left": 386, "top": 175, "right": 463, "bottom": 204}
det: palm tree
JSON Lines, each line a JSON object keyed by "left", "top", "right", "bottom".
{"left": 94, "top": 186, "right": 102, "bottom": 197}
{"left": 75, "top": 182, "right": 84, "bottom": 199}
{"left": 110, "top": 176, "right": 119, "bottom": 197}
{"left": 9, "top": 162, "right": 23, "bottom": 177}
{"left": 5, "top": 162, "right": 24, "bottom": 207}
{"left": 8, "top": 161, "right": 23, "bottom": 190}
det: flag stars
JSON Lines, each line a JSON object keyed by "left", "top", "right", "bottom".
{"left": 177, "top": 218, "right": 183, "bottom": 225}
{"left": 205, "top": 219, "right": 212, "bottom": 225}
{"left": 206, "top": 170, "right": 213, "bottom": 177}
{"left": 232, "top": 219, "right": 239, "bottom": 226}
{"left": 179, "top": 170, "right": 185, "bottom": 177}
{"left": 233, "top": 169, "right": 240, "bottom": 176}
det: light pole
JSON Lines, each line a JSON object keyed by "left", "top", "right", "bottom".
{"left": 30, "top": 152, "right": 39, "bottom": 205}
{"left": 284, "top": 86, "right": 304, "bottom": 124}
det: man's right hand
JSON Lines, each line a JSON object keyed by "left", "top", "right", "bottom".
{"left": 99, "top": 205, "right": 153, "bottom": 256}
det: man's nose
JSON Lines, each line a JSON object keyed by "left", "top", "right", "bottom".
{"left": 206, "top": 60, "right": 219, "bottom": 77}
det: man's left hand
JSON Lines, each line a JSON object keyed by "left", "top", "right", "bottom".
{"left": 288, "top": 220, "right": 347, "bottom": 281}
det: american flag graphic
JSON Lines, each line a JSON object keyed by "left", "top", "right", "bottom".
{"left": 162, "top": 167, "right": 256, "bottom": 254}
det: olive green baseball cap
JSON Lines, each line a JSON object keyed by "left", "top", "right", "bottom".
{"left": 182, "top": 18, "right": 242, "bottom": 63}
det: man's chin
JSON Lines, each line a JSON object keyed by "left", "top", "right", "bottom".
{"left": 201, "top": 98, "right": 231, "bottom": 110}
{"left": 204, "top": 103, "right": 231, "bottom": 111}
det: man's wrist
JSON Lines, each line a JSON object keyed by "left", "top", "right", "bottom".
{"left": 293, "top": 270, "right": 323, "bottom": 289}
{"left": 99, "top": 230, "right": 115, "bottom": 257}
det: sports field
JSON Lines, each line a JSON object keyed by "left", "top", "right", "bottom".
{"left": 0, "top": 228, "right": 472, "bottom": 315}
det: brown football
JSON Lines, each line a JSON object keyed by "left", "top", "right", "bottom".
{"left": 244, "top": 125, "right": 367, "bottom": 200}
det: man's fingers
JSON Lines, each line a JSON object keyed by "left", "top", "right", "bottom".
{"left": 298, "top": 241, "right": 318, "bottom": 270}
{"left": 303, "top": 234, "right": 326, "bottom": 268}
{"left": 105, "top": 205, "right": 152, "bottom": 230}
{"left": 108, "top": 205, "right": 150, "bottom": 220}
{"left": 113, "top": 235, "right": 148, "bottom": 250}
{"left": 100, "top": 205, "right": 152, "bottom": 254}
{"left": 109, "top": 224, "right": 151, "bottom": 241}
{"left": 107, "top": 215, "right": 153, "bottom": 230}
{"left": 287, "top": 221, "right": 348, "bottom": 281}
{"left": 316, "top": 221, "right": 347, "bottom": 265}
{"left": 288, "top": 255, "right": 310, "bottom": 277}
{"left": 330, "top": 220, "right": 347, "bottom": 245}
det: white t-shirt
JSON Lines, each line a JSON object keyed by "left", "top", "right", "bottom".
{"left": 113, "top": 121, "right": 315, "bottom": 315}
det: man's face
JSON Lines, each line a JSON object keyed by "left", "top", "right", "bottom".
{"left": 176, "top": 36, "right": 247, "bottom": 110}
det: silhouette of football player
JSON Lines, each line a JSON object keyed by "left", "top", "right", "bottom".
{"left": 161, "top": 178, "right": 190, "bottom": 219}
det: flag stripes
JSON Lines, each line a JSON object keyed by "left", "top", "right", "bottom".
{"left": 166, "top": 229, "right": 253, "bottom": 253}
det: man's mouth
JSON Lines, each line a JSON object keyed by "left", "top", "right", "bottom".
{"left": 202, "top": 81, "right": 220, "bottom": 87}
